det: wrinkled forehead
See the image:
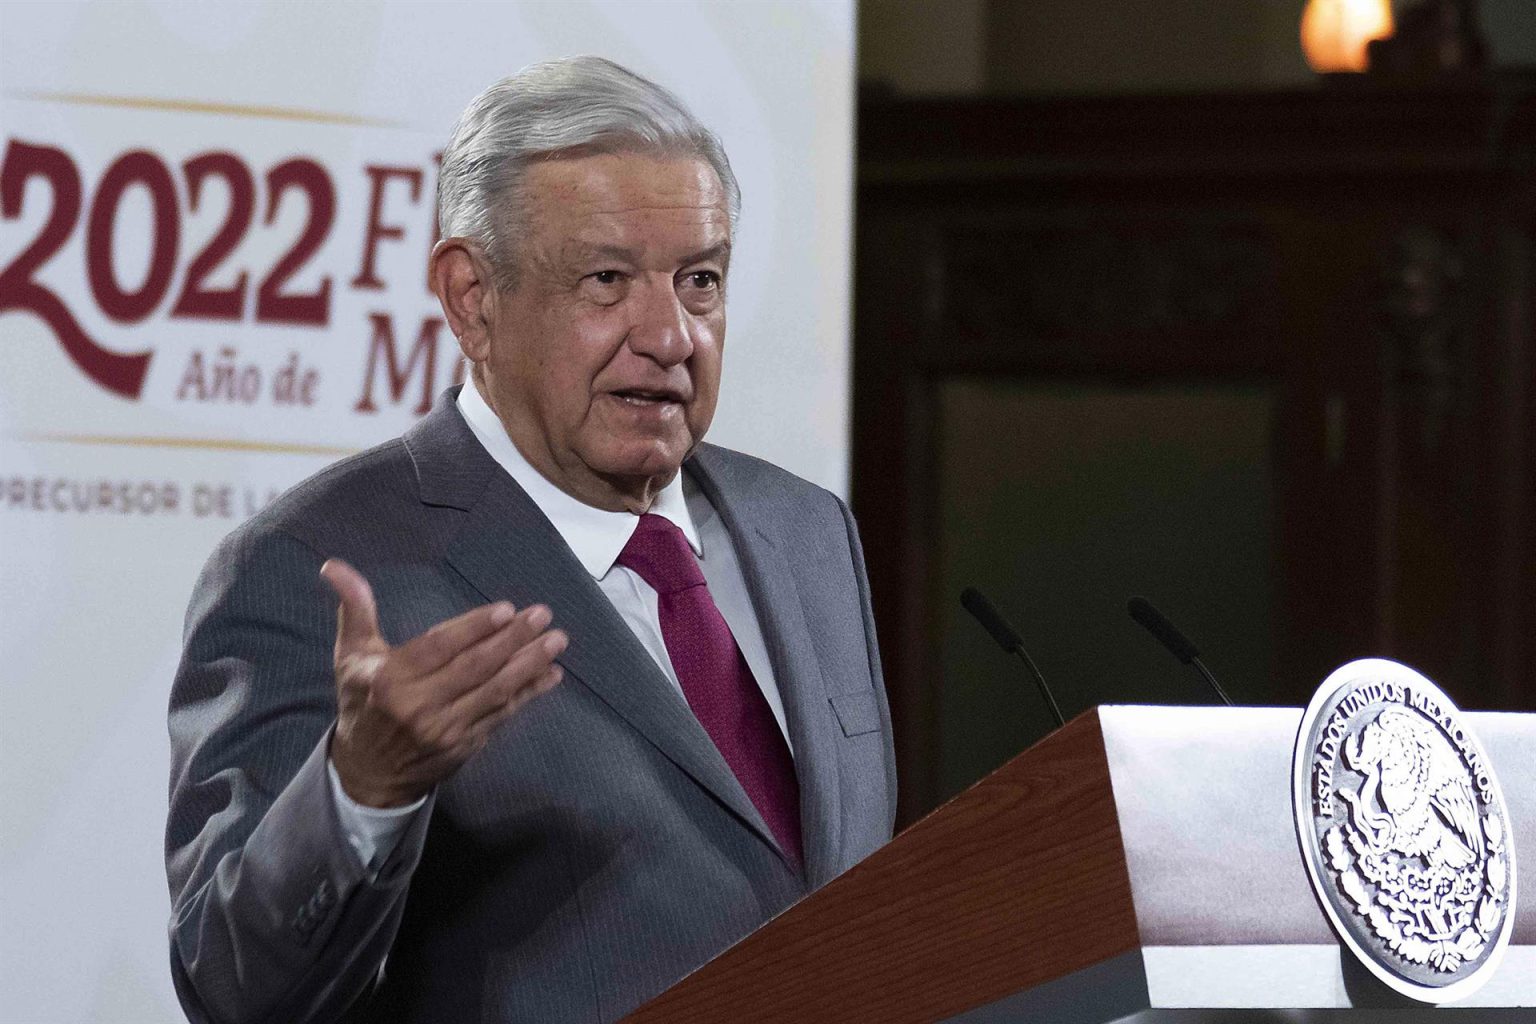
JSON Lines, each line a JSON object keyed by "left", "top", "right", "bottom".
{"left": 521, "top": 152, "right": 732, "bottom": 260}
{"left": 525, "top": 149, "right": 726, "bottom": 204}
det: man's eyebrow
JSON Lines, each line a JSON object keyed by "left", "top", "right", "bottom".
{"left": 565, "top": 240, "right": 732, "bottom": 266}
{"left": 683, "top": 242, "right": 731, "bottom": 266}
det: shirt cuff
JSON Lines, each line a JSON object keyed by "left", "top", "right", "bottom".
{"left": 326, "top": 757, "right": 428, "bottom": 877}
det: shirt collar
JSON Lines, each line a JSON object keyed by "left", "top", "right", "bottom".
{"left": 456, "top": 378, "right": 702, "bottom": 579}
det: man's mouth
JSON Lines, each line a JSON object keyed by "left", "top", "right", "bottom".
{"left": 611, "top": 388, "right": 685, "bottom": 406}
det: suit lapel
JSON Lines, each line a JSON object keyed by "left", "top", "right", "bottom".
{"left": 405, "top": 399, "right": 778, "bottom": 856}
{"left": 688, "top": 450, "right": 845, "bottom": 888}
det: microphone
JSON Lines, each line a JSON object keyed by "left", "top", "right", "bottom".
{"left": 960, "top": 587, "right": 1065, "bottom": 728}
{"left": 1126, "top": 596, "right": 1235, "bottom": 707}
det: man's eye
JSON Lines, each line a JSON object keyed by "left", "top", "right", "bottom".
{"left": 592, "top": 270, "right": 622, "bottom": 285}
{"left": 685, "top": 271, "right": 720, "bottom": 289}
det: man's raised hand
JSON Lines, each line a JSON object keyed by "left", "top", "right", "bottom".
{"left": 320, "top": 558, "right": 566, "bottom": 807}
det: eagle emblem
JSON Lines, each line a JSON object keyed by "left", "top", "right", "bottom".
{"left": 1293, "top": 660, "right": 1516, "bottom": 1003}
{"left": 1341, "top": 708, "right": 1483, "bottom": 872}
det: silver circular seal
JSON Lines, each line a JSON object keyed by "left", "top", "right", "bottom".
{"left": 1292, "top": 658, "right": 1516, "bottom": 1003}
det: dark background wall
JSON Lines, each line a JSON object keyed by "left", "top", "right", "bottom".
{"left": 859, "top": 0, "right": 1536, "bottom": 97}
{"left": 850, "top": 1, "right": 1536, "bottom": 822}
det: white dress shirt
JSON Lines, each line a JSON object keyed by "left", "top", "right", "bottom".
{"left": 328, "top": 379, "right": 789, "bottom": 874}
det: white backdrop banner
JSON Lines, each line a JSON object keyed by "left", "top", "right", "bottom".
{"left": 0, "top": 2, "right": 855, "bottom": 1019}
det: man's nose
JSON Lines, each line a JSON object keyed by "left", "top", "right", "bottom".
{"left": 625, "top": 278, "right": 694, "bottom": 366}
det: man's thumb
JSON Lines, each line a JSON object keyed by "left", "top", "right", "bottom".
{"left": 320, "top": 558, "right": 381, "bottom": 650}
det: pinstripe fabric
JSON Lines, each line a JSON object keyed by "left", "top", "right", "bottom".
{"left": 165, "top": 390, "right": 896, "bottom": 1024}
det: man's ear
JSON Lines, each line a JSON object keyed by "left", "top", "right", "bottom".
{"left": 430, "top": 238, "right": 498, "bottom": 362}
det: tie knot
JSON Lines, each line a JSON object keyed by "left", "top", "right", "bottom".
{"left": 616, "top": 513, "right": 705, "bottom": 595}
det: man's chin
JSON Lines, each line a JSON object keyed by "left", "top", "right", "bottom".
{"left": 586, "top": 447, "right": 689, "bottom": 489}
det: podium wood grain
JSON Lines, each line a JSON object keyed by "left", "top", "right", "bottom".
{"left": 624, "top": 709, "right": 1138, "bottom": 1024}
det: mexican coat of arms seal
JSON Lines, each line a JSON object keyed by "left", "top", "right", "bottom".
{"left": 1292, "top": 658, "right": 1517, "bottom": 1003}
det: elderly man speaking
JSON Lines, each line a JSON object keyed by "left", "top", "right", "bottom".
{"left": 165, "top": 57, "right": 895, "bottom": 1024}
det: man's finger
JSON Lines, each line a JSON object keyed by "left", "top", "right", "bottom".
{"left": 395, "top": 598, "right": 522, "bottom": 676}
{"left": 321, "top": 559, "right": 382, "bottom": 651}
{"left": 419, "top": 604, "right": 551, "bottom": 702}
{"left": 453, "top": 629, "right": 567, "bottom": 726}
{"left": 468, "top": 661, "right": 565, "bottom": 740}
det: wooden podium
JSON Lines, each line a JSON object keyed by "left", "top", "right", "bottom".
{"left": 625, "top": 707, "right": 1536, "bottom": 1022}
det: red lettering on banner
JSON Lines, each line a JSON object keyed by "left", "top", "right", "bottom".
{"left": 272, "top": 351, "right": 320, "bottom": 406}
{"left": 354, "top": 313, "right": 445, "bottom": 415}
{"left": 176, "top": 346, "right": 262, "bottom": 404}
{"left": 176, "top": 350, "right": 208, "bottom": 401}
{"left": 86, "top": 150, "right": 180, "bottom": 323}
{"left": 352, "top": 165, "right": 424, "bottom": 291}
{"left": 0, "top": 139, "right": 153, "bottom": 398}
{"left": 256, "top": 158, "right": 336, "bottom": 326}
{"left": 2, "top": 135, "right": 459, "bottom": 413}
{"left": 171, "top": 152, "right": 255, "bottom": 320}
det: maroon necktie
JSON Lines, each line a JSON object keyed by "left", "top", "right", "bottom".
{"left": 617, "top": 513, "right": 802, "bottom": 867}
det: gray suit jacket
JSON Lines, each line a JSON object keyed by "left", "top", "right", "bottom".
{"left": 165, "top": 393, "right": 896, "bottom": 1024}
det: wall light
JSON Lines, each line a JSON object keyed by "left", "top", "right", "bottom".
{"left": 1301, "top": 0, "right": 1396, "bottom": 73}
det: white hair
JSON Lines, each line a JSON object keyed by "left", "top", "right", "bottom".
{"left": 437, "top": 56, "right": 740, "bottom": 287}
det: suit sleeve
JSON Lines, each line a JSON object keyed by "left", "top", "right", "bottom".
{"left": 165, "top": 525, "right": 432, "bottom": 1024}
{"left": 834, "top": 495, "right": 898, "bottom": 834}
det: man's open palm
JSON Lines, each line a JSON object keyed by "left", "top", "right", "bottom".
{"left": 322, "top": 558, "right": 566, "bottom": 807}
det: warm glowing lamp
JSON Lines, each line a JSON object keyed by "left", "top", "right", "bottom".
{"left": 1301, "top": 0, "right": 1395, "bottom": 73}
